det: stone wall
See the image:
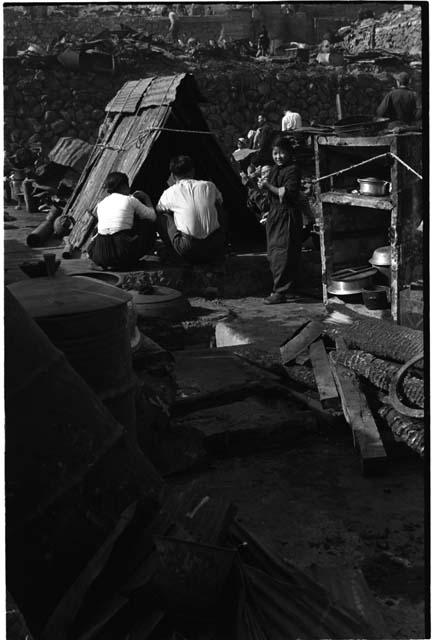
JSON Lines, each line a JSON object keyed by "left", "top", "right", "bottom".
{"left": 4, "top": 59, "right": 399, "bottom": 162}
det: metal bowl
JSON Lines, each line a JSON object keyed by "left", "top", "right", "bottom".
{"left": 369, "top": 245, "right": 391, "bottom": 266}
{"left": 328, "top": 266, "right": 377, "bottom": 295}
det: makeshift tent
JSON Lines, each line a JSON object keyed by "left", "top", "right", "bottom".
{"left": 64, "top": 73, "right": 252, "bottom": 252}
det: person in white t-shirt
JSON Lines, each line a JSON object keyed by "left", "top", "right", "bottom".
{"left": 281, "top": 109, "right": 302, "bottom": 131}
{"left": 156, "top": 155, "right": 226, "bottom": 264}
{"left": 88, "top": 171, "right": 156, "bottom": 269}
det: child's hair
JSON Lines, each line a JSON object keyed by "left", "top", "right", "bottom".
{"left": 169, "top": 155, "right": 194, "bottom": 178}
{"left": 271, "top": 136, "right": 294, "bottom": 153}
{"left": 104, "top": 172, "right": 129, "bottom": 193}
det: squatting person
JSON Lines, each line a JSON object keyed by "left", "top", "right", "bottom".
{"left": 156, "top": 155, "right": 226, "bottom": 264}
{"left": 88, "top": 171, "right": 156, "bottom": 270}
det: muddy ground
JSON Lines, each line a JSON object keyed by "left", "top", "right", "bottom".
{"left": 170, "top": 414, "right": 425, "bottom": 638}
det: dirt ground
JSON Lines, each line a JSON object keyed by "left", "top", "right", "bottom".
{"left": 170, "top": 428, "right": 425, "bottom": 639}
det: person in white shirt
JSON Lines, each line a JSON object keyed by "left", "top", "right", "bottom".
{"left": 156, "top": 155, "right": 226, "bottom": 264}
{"left": 281, "top": 110, "right": 302, "bottom": 131}
{"left": 88, "top": 171, "right": 156, "bottom": 269}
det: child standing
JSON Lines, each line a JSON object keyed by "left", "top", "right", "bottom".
{"left": 258, "top": 136, "right": 302, "bottom": 304}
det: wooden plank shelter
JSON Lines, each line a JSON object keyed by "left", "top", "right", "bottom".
{"left": 63, "top": 73, "right": 249, "bottom": 253}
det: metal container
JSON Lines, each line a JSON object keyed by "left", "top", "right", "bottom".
{"left": 357, "top": 178, "right": 390, "bottom": 196}
{"left": 369, "top": 245, "right": 391, "bottom": 283}
{"left": 8, "top": 276, "right": 135, "bottom": 434}
{"left": 369, "top": 245, "right": 391, "bottom": 266}
{"left": 362, "top": 285, "right": 390, "bottom": 310}
{"left": 328, "top": 266, "right": 377, "bottom": 295}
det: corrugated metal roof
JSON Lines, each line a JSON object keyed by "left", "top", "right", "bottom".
{"left": 105, "top": 77, "right": 155, "bottom": 113}
{"left": 48, "top": 137, "right": 93, "bottom": 172}
{"left": 104, "top": 74, "right": 188, "bottom": 114}
{"left": 139, "top": 74, "right": 185, "bottom": 109}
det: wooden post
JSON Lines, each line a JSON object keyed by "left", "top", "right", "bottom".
{"left": 331, "top": 362, "right": 387, "bottom": 476}
{"left": 309, "top": 339, "right": 339, "bottom": 409}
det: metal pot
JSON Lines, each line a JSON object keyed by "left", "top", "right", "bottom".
{"left": 357, "top": 178, "right": 390, "bottom": 196}
{"left": 369, "top": 246, "right": 391, "bottom": 266}
{"left": 328, "top": 266, "right": 377, "bottom": 295}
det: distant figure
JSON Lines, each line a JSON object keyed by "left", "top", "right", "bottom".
{"left": 252, "top": 113, "right": 274, "bottom": 164}
{"left": 281, "top": 109, "right": 302, "bottom": 131}
{"left": 88, "top": 172, "right": 156, "bottom": 270}
{"left": 376, "top": 72, "right": 421, "bottom": 124}
{"left": 156, "top": 155, "right": 225, "bottom": 264}
{"left": 167, "top": 6, "right": 179, "bottom": 42}
{"left": 256, "top": 25, "right": 270, "bottom": 57}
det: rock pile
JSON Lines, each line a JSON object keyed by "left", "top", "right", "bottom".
{"left": 343, "top": 6, "right": 422, "bottom": 57}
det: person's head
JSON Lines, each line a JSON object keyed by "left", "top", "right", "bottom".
{"left": 104, "top": 172, "right": 129, "bottom": 194}
{"left": 261, "top": 165, "right": 272, "bottom": 180}
{"left": 257, "top": 113, "right": 266, "bottom": 126}
{"left": 169, "top": 155, "right": 195, "bottom": 180}
{"left": 397, "top": 72, "right": 410, "bottom": 87}
{"left": 271, "top": 136, "right": 294, "bottom": 166}
{"left": 237, "top": 137, "right": 247, "bottom": 149}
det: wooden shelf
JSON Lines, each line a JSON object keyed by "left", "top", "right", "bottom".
{"left": 316, "top": 133, "right": 422, "bottom": 147}
{"left": 320, "top": 191, "right": 394, "bottom": 210}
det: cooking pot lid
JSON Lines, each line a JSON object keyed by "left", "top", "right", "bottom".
{"left": 331, "top": 266, "right": 377, "bottom": 282}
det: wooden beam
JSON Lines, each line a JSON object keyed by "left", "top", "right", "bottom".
{"left": 331, "top": 362, "right": 387, "bottom": 476}
{"left": 280, "top": 320, "right": 323, "bottom": 364}
{"left": 309, "top": 339, "right": 339, "bottom": 409}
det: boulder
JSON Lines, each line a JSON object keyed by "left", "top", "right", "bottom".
{"left": 51, "top": 119, "right": 68, "bottom": 134}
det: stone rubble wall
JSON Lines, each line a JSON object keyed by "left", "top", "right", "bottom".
{"left": 343, "top": 6, "right": 422, "bottom": 56}
{"left": 4, "top": 61, "right": 401, "bottom": 161}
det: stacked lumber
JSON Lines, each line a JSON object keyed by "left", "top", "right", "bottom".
{"left": 279, "top": 311, "right": 424, "bottom": 470}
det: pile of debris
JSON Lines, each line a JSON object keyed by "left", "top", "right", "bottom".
{"left": 280, "top": 304, "right": 424, "bottom": 471}
{"left": 341, "top": 5, "right": 422, "bottom": 58}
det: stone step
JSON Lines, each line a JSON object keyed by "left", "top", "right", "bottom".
{"left": 174, "top": 394, "right": 317, "bottom": 456}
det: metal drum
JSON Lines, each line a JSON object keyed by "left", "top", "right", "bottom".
{"left": 8, "top": 276, "right": 136, "bottom": 435}
{"left": 5, "top": 288, "right": 162, "bottom": 633}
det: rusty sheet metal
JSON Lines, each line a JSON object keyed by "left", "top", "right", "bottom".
{"left": 139, "top": 74, "right": 185, "bottom": 109}
{"left": 48, "top": 137, "right": 93, "bottom": 172}
{"left": 105, "top": 78, "right": 155, "bottom": 113}
{"left": 67, "top": 106, "right": 169, "bottom": 246}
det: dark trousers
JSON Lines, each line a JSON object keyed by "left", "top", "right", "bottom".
{"left": 266, "top": 206, "right": 302, "bottom": 295}
{"left": 88, "top": 219, "right": 156, "bottom": 269}
{"left": 157, "top": 213, "right": 225, "bottom": 264}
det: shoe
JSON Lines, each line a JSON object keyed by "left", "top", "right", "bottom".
{"left": 263, "top": 293, "right": 286, "bottom": 305}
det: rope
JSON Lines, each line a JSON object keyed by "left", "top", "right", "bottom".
{"left": 313, "top": 151, "right": 423, "bottom": 183}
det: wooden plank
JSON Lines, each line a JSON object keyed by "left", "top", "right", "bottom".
{"left": 320, "top": 191, "right": 393, "bottom": 210}
{"left": 331, "top": 362, "right": 387, "bottom": 476}
{"left": 280, "top": 320, "right": 323, "bottom": 364}
{"left": 309, "top": 339, "right": 339, "bottom": 409}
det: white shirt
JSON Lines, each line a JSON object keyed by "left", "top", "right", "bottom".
{"left": 96, "top": 193, "right": 156, "bottom": 235}
{"left": 281, "top": 111, "right": 302, "bottom": 131}
{"left": 157, "top": 179, "right": 222, "bottom": 239}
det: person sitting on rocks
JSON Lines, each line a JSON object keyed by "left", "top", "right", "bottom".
{"left": 88, "top": 171, "right": 156, "bottom": 270}
{"left": 156, "top": 155, "right": 226, "bottom": 265}
{"left": 376, "top": 72, "right": 421, "bottom": 125}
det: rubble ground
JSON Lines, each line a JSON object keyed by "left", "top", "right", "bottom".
{"left": 169, "top": 425, "right": 425, "bottom": 638}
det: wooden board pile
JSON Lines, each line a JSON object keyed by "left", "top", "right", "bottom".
{"left": 280, "top": 308, "right": 424, "bottom": 474}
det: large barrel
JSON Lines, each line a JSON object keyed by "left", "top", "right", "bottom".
{"left": 5, "top": 288, "right": 163, "bottom": 634}
{"left": 8, "top": 275, "right": 136, "bottom": 438}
